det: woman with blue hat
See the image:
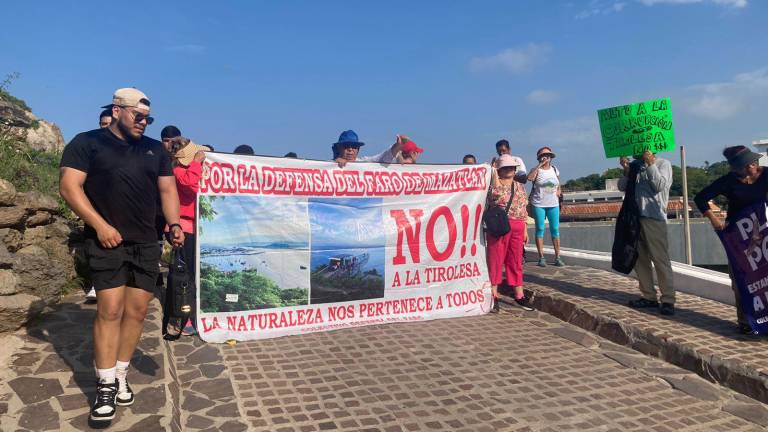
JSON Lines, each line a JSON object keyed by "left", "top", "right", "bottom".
{"left": 332, "top": 130, "right": 407, "bottom": 167}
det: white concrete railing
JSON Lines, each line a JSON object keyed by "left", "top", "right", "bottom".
{"left": 526, "top": 246, "right": 735, "bottom": 306}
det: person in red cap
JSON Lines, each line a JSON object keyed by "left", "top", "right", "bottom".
{"left": 397, "top": 139, "right": 424, "bottom": 164}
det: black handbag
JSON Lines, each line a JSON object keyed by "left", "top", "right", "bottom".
{"left": 483, "top": 189, "right": 516, "bottom": 238}
{"left": 611, "top": 163, "right": 641, "bottom": 274}
{"left": 162, "top": 248, "right": 192, "bottom": 340}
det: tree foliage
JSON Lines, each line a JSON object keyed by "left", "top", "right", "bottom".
{"left": 199, "top": 265, "right": 308, "bottom": 313}
{"left": 562, "top": 160, "right": 732, "bottom": 208}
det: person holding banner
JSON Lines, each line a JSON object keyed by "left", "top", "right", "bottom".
{"left": 527, "top": 146, "right": 564, "bottom": 267}
{"left": 166, "top": 136, "right": 210, "bottom": 337}
{"left": 396, "top": 139, "right": 425, "bottom": 164}
{"left": 486, "top": 154, "right": 532, "bottom": 312}
{"left": 694, "top": 146, "right": 768, "bottom": 335}
{"left": 332, "top": 129, "right": 405, "bottom": 167}
{"left": 618, "top": 150, "right": 675, "bottom": 316}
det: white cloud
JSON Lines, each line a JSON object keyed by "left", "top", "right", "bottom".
{"left": 503, "top": 116, "right": 601, "bottom": 150}
{"left": 575, "top": 1, "right": 627, "bottom": 19}
{"left": 576, "top": 0, "right": 745, "bottom": 19}
{"left": 469, "top": 43, "right": 551, "bottom": 74}
{"left": 683, "top": 67, "right": 768, "bottom": 120}
{"left": 638, "top": 0, "right": 746, "bottom": 7}
{"left": 526, "top": 90, "right": 560, "bottom": 105}
{"left": 164, "top": 44, "right": 206, "bottom": 53}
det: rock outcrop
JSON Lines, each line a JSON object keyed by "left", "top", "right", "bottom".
{"left": 0, "top": 100, "right": 65, "bottom": 153}
{"left": 0, "top": 178, "right": 80, "bottom": 333}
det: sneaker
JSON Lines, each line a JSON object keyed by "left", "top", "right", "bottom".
{"left": 182, "top": 324, "right": 197, "bottom": 336}
{"left": 491, "top": 298, "right": 500, "bottom": 313}
{"left": 537, "top": 257, "right": 547, "bottom": 267}
{"left": 514, "top": 296, "right": 534, "bottom": 311}
{"left": 738, "top": 323, "right": 759, "bottom": 336}
{"left": 90, "top": 381, "right": 118, "bottom": 422}
{"left": 554, "top": 256, "right": 565, "bottom": 267}
{"left": 627, "top": 298, "right": 659, "bottom": 309}
{"left": 660, "top": 302, "right": 675, "bottom": 316}
{"left": 115, "top": 375, "right": 134, "bottom": 406}
{"left": 85, "top": 287, "right": 97, "bottom": 302}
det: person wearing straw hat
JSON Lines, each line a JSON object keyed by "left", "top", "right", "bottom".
{"left": 60, "top": 87, "right": 184, "bottom": 423}
{"left": 167, "top": 137, "right": 210, "bottom": 336}
{"left": 695, "top": 145, "right": 768, "bottom": 335}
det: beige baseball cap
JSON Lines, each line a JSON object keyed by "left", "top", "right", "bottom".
{"left": 102, "top": 88, "right": 151, "bottom": 110}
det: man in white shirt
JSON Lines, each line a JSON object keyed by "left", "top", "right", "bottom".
{"left": 333, "top": 130, "right": 405, "bottom": 167}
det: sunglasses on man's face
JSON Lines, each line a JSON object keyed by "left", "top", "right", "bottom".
{"left": 120, "top": 106, "right": 154, "bottom": 125}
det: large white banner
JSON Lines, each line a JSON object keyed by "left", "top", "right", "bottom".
{"left": 196, "top": 154, "right": 492, "bottom": 342}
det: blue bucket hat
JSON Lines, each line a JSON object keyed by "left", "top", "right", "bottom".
{"left": 333, "top": 130, "right": 365, "bottom": 147}
{"left": 332, "top": 130, "right": 365, "bottom": 159}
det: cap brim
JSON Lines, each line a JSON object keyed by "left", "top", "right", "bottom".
{"left": 334, "top": 141, "right": 364, "bottom": 147}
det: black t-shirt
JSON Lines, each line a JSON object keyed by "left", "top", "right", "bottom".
{"left": 60, "top": 128, "right": 173, "bottom": 243}
{"left": 694, "top": 170, "right": 768, "bottom": 222}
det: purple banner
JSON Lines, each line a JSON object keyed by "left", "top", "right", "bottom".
{"left": 718, "top": 200, "right": 768, "bottom": 334}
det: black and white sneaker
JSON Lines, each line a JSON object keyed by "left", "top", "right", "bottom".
{"left": 116, "top": 376, "right": 134, "bottom": 406}
{"left": 514, "top": 296, "right": 534, "bottom": 311}
{"left": 90, "top": 381, "right": 118, "bottom": 422}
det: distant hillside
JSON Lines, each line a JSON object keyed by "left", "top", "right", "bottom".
{"left": 562, "top": 161, "right": 731, "bottom": 208}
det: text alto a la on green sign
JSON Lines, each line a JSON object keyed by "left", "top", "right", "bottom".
{"left": 597, "top": 97, "right": 675, "bottom": 158}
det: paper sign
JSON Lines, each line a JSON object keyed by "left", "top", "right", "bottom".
{"left": 598, "top": 97, "right": 675, "bottom": 158}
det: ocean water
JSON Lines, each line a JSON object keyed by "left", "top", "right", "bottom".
{"left": 200, "top": 248, "right": 310, "bottom": 290}
{"left": 310, "top": 247, "right": 386, "bottom": 276}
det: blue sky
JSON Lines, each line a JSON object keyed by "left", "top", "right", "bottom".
{"left": 309, "top": 198, "right": 384, "bottom": 247}
{"left": 2, "top": 0, "right": 767, "bottom": 179}
{"left": 199, "top": 196, "right": 309, "bottom": 246}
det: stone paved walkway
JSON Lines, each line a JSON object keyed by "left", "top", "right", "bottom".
{"left": 516, "top": 264, "right": 768, "bottom": 404}
{"left": 2, "top": 264, "right": 768, "bottom": 431}
{"left": 0, "top": 297, "right": 171, "bottom": 431}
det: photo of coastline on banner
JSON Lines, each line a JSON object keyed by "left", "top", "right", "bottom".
{"left": 196, "top": 153, "right": 492, "bottom": 342}
{"left": 597, "top": 97, "right": 676, "bottom": 158}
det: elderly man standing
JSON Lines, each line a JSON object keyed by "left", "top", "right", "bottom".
{"left": 60, "top": 88, "right": 184, "bottom": 423}
{"left": 618, "top": 150, "right": 676, "bottom": 316}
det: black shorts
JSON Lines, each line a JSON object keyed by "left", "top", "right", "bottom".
{"left": 86, "top": 239, "right": 162, "bottom": 293}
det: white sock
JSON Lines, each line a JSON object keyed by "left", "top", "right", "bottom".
{"left": 96, "top": 366, "right": 116, "bottom": 384}
{"left": 115, "top": 361, "right": 130, "bottom": 392}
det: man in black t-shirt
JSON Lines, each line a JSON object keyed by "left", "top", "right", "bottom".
{"left": 60, "top": 88, "right": 185, "bottom": 423}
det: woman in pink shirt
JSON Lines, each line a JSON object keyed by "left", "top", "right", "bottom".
{"left": 167, "top": 137, "right": 209, "bottom": 336}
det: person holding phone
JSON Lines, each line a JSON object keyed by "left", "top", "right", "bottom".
{"left": 528, "top": 146, "right": 564, "bottom": 267}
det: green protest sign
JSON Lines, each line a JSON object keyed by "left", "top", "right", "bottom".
{"left": 597, "top": 97, "right": 675, "bottom": 158}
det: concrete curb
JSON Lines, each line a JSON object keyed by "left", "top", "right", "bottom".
{"left": 501, "top": 288, "right": 768, "bottom": 404}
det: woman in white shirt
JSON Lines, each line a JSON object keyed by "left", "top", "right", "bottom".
{"left": 527, "top": 146, "right": 565, "bottom": 267}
